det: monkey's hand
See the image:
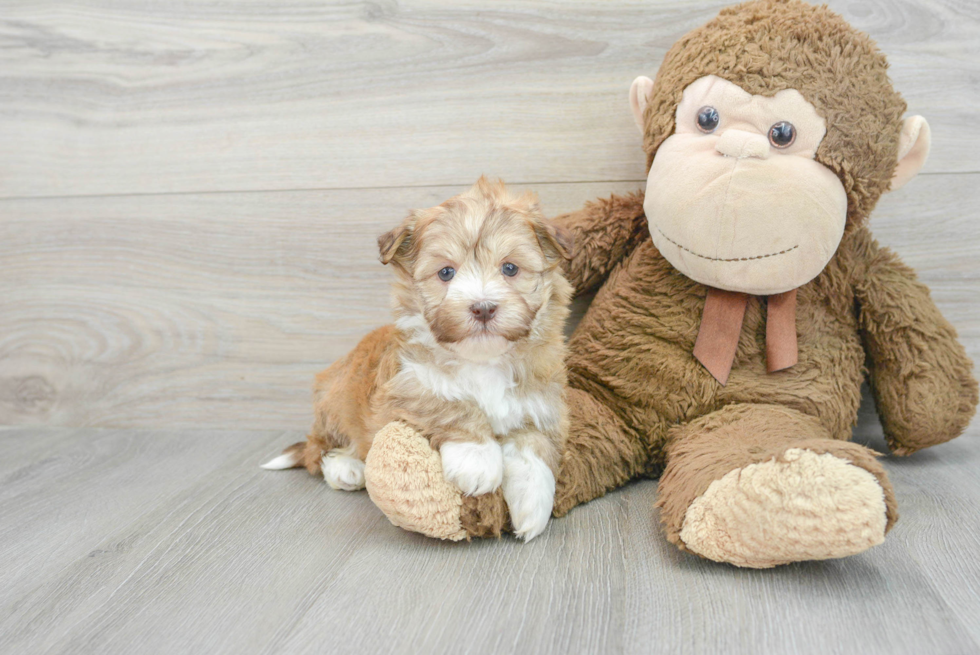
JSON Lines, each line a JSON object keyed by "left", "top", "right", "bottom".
{"left": 855, "top": 238, "right": 978, "bottom": 456}
{"left": 552, "top": 191, "right": 649, "bottom": 297}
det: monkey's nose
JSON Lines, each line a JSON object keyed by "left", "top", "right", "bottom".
{"left": 715, "top": 129, "right": 770, "bottom": 160}
{"left": 470, "top": 301, "right": 497, "bottom": 324}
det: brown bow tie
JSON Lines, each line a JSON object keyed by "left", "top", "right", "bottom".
{"left": 692, "top": 287, "right": 798, "bottom": 385}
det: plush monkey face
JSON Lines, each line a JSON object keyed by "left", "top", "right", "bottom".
{"left": 640, "top": 75, "right": 847, "bottom": 295}
{"left": 630, "top": 0, "right": 932, "bottom": 296}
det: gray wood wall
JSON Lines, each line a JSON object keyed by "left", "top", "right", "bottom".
{"left": 1, "top": 0, "right": 978, "bottom": 430}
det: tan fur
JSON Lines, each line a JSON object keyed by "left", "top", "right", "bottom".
{"left": 282, "top": 178, "right": 572, "bottom": 482}
{"left": 362, "top": 1, "right": 977, "bottom": 566}
{"left": 302, "top": 324, "right": 401, "bottom": 470}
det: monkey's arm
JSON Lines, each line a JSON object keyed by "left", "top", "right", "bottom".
{"left": 851, "top": 231, "right": 978, "bottom": 455}
{"left": 552, "top": 191, "right": 649, "bottom": 297}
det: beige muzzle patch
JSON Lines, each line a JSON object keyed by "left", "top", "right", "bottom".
{"left": 644, "top": 75, "right": 848, "bottom": 296}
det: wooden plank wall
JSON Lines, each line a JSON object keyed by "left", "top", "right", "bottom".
{"left": 1, "top": 0, "right": 978, "bottom": 429}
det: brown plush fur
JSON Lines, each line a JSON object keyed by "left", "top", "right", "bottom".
{"left": 288, "top": 178, "right": 573, "bottom": 487}
{"left": 449, "top": 1, "right": 978, "bottom": 555}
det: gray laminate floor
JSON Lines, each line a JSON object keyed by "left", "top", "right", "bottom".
{"left": 2, "top": 399, "right": 978, "bottom": 655}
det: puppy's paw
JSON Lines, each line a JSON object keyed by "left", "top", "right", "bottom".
{"left": 440, "top": 440, "right": 503, "bottom": 496}
{"left": 501, "top": 443, "right": 556, "bottom": 541}
{"left": 322, "top": 450, "right": 366, "bottom": 491}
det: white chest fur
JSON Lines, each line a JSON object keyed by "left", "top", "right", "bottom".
{"left": 398, "top": 358, "right": 558, "bottom": 436}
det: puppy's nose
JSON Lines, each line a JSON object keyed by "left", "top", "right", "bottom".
{"left": 470, "top": 301, "right": 497, "bottom": 324}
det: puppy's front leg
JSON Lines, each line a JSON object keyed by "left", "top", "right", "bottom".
{"left": 438, "top": 435, "right": 504, "bottom": 497}
{"left": 501, "top": 431, "right": 559, "bottom": 541}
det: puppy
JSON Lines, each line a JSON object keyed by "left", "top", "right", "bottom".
{"left": 262, "top": 177, "right": 573, "bottom": 541}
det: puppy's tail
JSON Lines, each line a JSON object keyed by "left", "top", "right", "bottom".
{"left": 260, "top": 442, "right": 306, "bottom": 470}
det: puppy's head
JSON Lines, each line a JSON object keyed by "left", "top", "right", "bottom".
{"left": 379, "top": 177, "right": 572, "bottom": 361}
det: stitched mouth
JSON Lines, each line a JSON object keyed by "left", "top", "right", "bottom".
{"left": 654, "top": 225, "right": 799, "bottom": 262}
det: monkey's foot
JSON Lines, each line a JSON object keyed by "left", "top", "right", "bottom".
{"left": 678, "top": 447, "right": 890, "bottom": 568}
{"left": 658, "top": 405, "right": 898, "bottom": 568}
{"left": 364, "top": 422, "right": 509, "bottom": 541}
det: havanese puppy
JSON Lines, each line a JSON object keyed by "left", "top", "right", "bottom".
{"left": 262, "top": 177, "right": 573, "bottom": 540}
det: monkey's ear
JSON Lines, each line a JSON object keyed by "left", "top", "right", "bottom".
{"left": 378, "top": 213, "right": 418, "bottom": 265}
{"left": 890, "top": 116, "right": 931, "bottom": 191}
{"left": 630, "top": 76, "right": 655, "bottom": 134}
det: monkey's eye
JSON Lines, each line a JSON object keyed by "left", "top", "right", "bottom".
{"left": 769, "top": 121, "right": 796, "bottom": 148}
{"left": 501, "top": 262, "right": 519, "bottom": 277}
{"left": 696, "top": 106, "right": 720, "bottom": 133}
{"left": 438, "top": 267, "right": 455, "bottom": 282}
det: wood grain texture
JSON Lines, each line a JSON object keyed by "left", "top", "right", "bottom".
{"left": 0, "top": 420, "right": 977, "bottom": 655}
{"left": 1, "top": 0, "right": 978, "bottom": 199}
{"left": 0, "top": 181, "right": 638, "bottom": 429}
{"left": 1, "top": 174, "right": 976, "bottom": 430}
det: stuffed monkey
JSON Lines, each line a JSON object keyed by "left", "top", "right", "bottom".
{"left": 362, "top": 0, "right": 977, "bottom": 567}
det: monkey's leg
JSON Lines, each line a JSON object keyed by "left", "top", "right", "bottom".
{"left": 657, "top": 403, "right": 898, "bottom": 568}
{"left": 364, "top": 388, "right": 650, "bottom": 540}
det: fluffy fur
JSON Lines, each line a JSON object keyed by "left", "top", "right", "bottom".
{"left": 263, "top": 178, "right": 573, "bottom": 541}
{"left": 361, "top": 0, "right": 978, "bottom": 566}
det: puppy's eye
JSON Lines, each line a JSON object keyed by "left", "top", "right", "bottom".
{"left": 769, "top": 121, "right": 796, "bottom": 148}
{"left": 696, "top": 106, "right": 719, "bottom": 133}
{"left": 438, "top": 267, "right": 455, "bottom": 282}
{"left": 501, "top": 263, "right": 519, "bottom": 277}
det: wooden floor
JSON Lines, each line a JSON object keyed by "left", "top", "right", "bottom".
{"left": 2, "top": 0, "right": 980, "bottom": 653}
{"left": 1, "top": 409, "right": 979, "bottom": 654}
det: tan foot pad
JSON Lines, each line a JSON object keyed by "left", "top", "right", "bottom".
{"left": 679, "top": 448, "right": 888, "bottom": 568}
{"left": 364, "top": 422, "right": 467, "bottom": 541}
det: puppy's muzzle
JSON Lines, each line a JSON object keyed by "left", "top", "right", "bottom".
{"left": 470, "top": 301, "right": 497, "bottom": 324}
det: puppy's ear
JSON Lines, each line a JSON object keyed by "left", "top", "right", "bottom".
{"left": 534, "top": 220, "right": 574, "bottom": 261}
{"left": 378, "top": 212, "right": 418, "bottom": 265}
{"left": 514, "top": 190, "right": 541, "bottom": 215}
